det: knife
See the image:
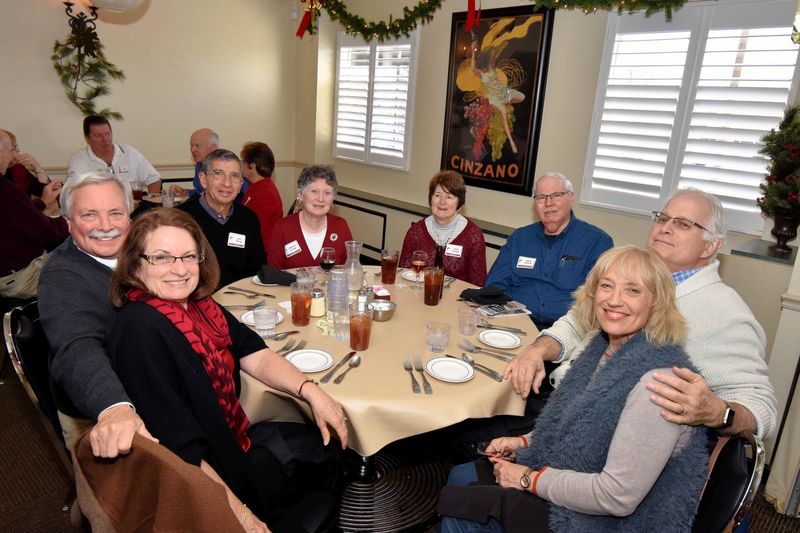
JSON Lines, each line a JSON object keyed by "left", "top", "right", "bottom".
{"left": 476, "top": 324, "right": 527, "bottom": 336}
{"left": 320, "top": 351, "right": 356, "bottom": 383}
{"left": 446, "top": 353, "right": 503, "bottom": 382}
{"left": 228, "top": 286, "right": 276, "bottom": 298}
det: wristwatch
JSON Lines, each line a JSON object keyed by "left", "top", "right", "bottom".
{"left": 720, "top": 403, "right": 736, "bottom": 428}
{"left": 520, "top": 468, "right": 534, "bottom": 490}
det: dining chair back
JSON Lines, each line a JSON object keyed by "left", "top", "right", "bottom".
{"left": 3, "top": 300, "right": 71, "bottom": 470}
{"left": 692, "top": 433, "right": 765, "bottom": 533}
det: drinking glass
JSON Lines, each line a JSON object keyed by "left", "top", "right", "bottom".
{"left": 349, "top": 301, "right": 372, "bottom": 351}
{"left": 319, "top": 247, "right": 336, "bottom": 284}
{"left": 426, "top": 322, "right": 451, "bottom": 353}
{"left": 410, "top": 250, "right": 428, "bottom": 290}
{"left": 290, "top": 282, "right": 313, "bottom": 326}
{"left": 333, "top": 309, "right": 350, "bottom": 341}
{"left": 380, "top": 249, "right": 400, "bottom": 284}
{"left": 423, "top": 267, "right": 444, "bottom": 306}
{"left": 253, "top": 307, "right": 277, "bottom": 339}
{"left": 458, "top": 307, "right": 479, "bottom": 335}
{"left": 162, "top": 190, "right": 175, "bottom": 208}
{"left": 130, "top": 180, "right": 144, "bottom": 201}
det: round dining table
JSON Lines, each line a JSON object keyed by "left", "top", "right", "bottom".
{"left": 213, "top": 266, "right": 535, "bottom": 457}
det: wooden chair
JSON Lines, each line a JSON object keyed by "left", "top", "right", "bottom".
{"left": 692, "top": 434, "right": 766, "bottom": 533}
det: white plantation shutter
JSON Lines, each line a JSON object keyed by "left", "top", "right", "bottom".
{"left": 582, "top": 0, "right": 800, "bottom": 234}
{"left": 334, "top": 32, "right": 418, "bottom": 170}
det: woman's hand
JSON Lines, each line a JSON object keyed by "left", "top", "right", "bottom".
{"left": 490, "top": 458, "right": 530, "bottom": 490}
{"left": 485, "top": 436, "right": 523, "bottom": 460}
{"left": 16, "top": 152, "right": 49, "bottom": 183}
{"left": 303, "top": 384, "right": 349, "bottom": 449}
{"left": 240, "top": 506, "right": 270, "bottom": 533}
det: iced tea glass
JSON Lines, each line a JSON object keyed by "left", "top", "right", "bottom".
{"left": 290, "top": 282, "right": 313, "bottom": 326}
{"left": 423, "top": 267, "right": 444, "bottom": 306}
{"left": 380, "top": 249, "right": 400, "bottom": 284}
{"left": 349, "top": 301, "right": 372, "bottom": 351}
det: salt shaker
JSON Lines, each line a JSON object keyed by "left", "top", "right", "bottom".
{"left": 310, "top": 288, "right": 326, "bottom": 317}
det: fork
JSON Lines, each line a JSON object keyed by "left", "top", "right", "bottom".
{"left": 459, "top": 340, "right": 513, "bottom": 362}
{"left": 413, "top": 357, "right": 433, "bottom": 395}
{"left": 225, "top": 299, "right": 266, "bottom": 310}
{"left": 402, "top": 356, "right": 421, "bottom": 394}
{"left": 223, "top": 291, "right": 261, "bottom": 299}
{"left": 276, "top": 339, "right": 297, "bottom": 353}
{"left": 292, "top": 339, "right": 308, "bottom": 352}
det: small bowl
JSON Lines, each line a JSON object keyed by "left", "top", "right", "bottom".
{"left": 370, "top": 300, "right": 396, "bottom": 322}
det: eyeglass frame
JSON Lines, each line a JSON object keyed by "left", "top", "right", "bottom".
{"left": 533, "top": 191, "right": 572, "bottom": 203}
{"left": 206, "top": 169, "right": 243, "bottom": 183}
{"left": 139, "top": 252, "right": 206, "bottom": 266}
{"left": 650, "top": 211, "right": 710, "bottom": 233}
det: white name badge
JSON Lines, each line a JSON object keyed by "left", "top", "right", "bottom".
{"left": 117, "top": 166, "right": 130, "bottom": 174}
{"left": 445, "top": 243, "right": 463, "bottom": 258}
{"left": 284, "top": 240, "right": 302, "bottom": 258}
{"left": 227, "top": 232, "right": 246, "bottom": 249}
{"left": 516, "top": 256, "right": 536, "bottom": 269}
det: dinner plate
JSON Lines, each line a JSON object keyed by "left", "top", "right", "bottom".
{"left": 401, "top": 270, "right": 423, "bottom": 282}
{"left": 425, "top": 357, "right": 474, "bottom": 383}
{"left": 142, "top": 194, "right": 162, "bottom": 203}
{"left": 240, "top": 310, "right": 284, "bottom": 327}
{"left": 285, "top": 349, "right": 334, "bottom": 373}
{"left": 251, "top": 275, "right": 278, "bottom": 287}
{"left": 477, "top": 329, "right": 522, "bottom": 349}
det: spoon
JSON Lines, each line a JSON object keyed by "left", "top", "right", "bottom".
{"left": 333, "top": 355, "right": 362, "bottom": 384}
{"left": 461, "top": 352, "right": 503, "bottom": 382}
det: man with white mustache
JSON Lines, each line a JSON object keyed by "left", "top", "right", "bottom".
{"left": 39, "top": 172, "right": 156, "bottom": 458}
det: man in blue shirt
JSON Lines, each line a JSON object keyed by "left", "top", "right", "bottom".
{"left": 485, "top": 172, "right": 613, "bottom": 330}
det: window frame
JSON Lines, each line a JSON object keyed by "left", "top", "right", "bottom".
{"left": 332, "top": 30, "right": 420, "bottom": 171}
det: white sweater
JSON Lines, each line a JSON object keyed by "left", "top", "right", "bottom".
{"left": 545, "top": 260, "right": 777, "bottom": 438}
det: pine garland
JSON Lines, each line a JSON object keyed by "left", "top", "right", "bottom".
{"left": 306, "top": 0, "right": 688, "bottom": 42}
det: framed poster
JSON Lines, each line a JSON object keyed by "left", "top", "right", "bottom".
{"left": 440, "top": 6, "right": 554, "bottom": 196}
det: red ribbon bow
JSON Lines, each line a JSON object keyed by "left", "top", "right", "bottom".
{"left": 466, "top": 0, "right": 482, "bottom": 32}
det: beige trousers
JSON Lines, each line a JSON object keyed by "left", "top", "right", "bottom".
{"left": 0, "top": 251, "right": 49, "bottom": 299}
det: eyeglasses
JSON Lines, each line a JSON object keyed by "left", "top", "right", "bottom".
{"left": 651, "top": 211, "right": 709, "bottom": 233}
{"left": 140, "top": 252, "right": 205, "bottom": 266}
{"left": 533, "top": 191, "right": 571, "bottom": 203}
{"left": 208, "top": 169, "right": 243, "bottom": 182}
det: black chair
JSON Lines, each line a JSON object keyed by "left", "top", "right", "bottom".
{"left": 3, "top": 300, "right": 71, "bottom": 471}
{"left": 692, "top": 434, "right": 765, "bottom": 533}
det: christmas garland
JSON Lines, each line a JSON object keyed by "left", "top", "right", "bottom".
{"left": 299, "top": 0, "right": 688, "bottom": 42}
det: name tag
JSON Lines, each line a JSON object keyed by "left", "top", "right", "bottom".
{"left": 227, "top": 232, "right": 246, "bottom": 249}
{"left": 284, "top": 240, "right": 302, "bottom": 258}
{"left": 117, "top": 166, "right": 130, "bottom": 175}
{"left": 516, "top": 256, "right": 536, "bottom": 269}
{"left": 445, "top": 244, "right": 463, "bottom": 258}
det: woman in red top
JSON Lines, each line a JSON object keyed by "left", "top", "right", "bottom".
{"left": 268, "top": 165, "right": 352, "bottom": 270}
{"left": 400, "top": 171, "right": 487, "bottom": 286}
{"left": 241, "top": 141, "right": 283, "bottom": 250}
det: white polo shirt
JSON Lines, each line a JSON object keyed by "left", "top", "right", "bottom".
{"left": 67, "top": 143, "right": 160, "bottom": 186}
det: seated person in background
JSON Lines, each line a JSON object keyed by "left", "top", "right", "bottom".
{"left": 506, "top": 188, "right": 776, "bottom": 440}
{"left": 399, "top": 170, "right": 486, "bottom": 286}
{"left": 107, "top": 209, "right": 346, "bottom": 532}
{"left": 485, "top": 172, "right": 613, "bottom": 330}
{"left": 0, "top": 129, "right": 68, "bottom": 299}
{"left": 38, "top": 171, "right": 154, "bottom": 457}
{"left": 241, "top": 141, "right": 283, "bottom": 250}
{"left": 439, "top": 246, "right": 709, "bottom": 533}
{"left": 2, "top": 129, "right": 54, "bottom": 207}
{"left": 67, "top": 115, "right": 161, "bottom": 194}
{"left": 268, "top": 165, "right": 352, "bottom": 270}
{"left": 186, "top": 127, "right": 217, "bottom": 196}
{"left": 179, "top": 149, "right": 265, "bottom": 287}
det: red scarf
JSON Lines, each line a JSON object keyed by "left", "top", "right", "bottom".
{"left": 127, "top": 289, "right": 251, "bottom": 451}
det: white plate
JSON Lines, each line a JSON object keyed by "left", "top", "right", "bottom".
{"left": 285, "top": 349, "right": 333, "bottom": 373}
{"left": 251, "top": 275, "right": 278, "bottom": 287}
{"left": 401, "top": 270, "right": 423, "bottom": 282}
{"left": 425, "top": 357, "right": 474, "bottom": 383}
{"left": 240, "top": 310, "right": 284, "bottom": 327}
{"left": 477, "top": 329, "right": 522, "bottom": 349}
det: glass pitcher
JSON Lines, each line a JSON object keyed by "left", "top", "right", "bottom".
{"left": 344, "top": 240, "right": 365, "bottom": 292}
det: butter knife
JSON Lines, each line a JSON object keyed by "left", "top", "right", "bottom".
{"left": 228, "top": 286, "right": 276, "bottom": 298}
{"left": 320, "top": 351, "right": 356, "bottom": 383}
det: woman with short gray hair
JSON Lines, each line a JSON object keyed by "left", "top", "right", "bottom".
{"left": 267, "top": 165, "right": 353, "bottom": 269}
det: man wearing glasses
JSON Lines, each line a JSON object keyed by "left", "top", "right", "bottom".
{"left": 506, "top": 188, "right": 776, "bottom": 440}
{"left": 179, "top": 149, "right": 264, "bottom": 287}
{"left": 485, "top": 172, "right": 613, "bottom": 331}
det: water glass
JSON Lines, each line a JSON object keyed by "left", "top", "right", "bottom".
{"left": 162, "top": 190, "right": 175, "bottom": 208}
{"left": 333, "top": 310, "right": 350, "bottom": 341}
{"left": 458, "top": 307, "right": 479, "bottom": 335}
{"left": 253, "top": 307, "right": 277, "bottom": 339}
{"left": 426, "top": 322, "right": 451, "bottom": 353}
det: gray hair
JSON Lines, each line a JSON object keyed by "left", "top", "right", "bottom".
{"left": 60, "top": 172, "right": 133, "bottom": 219}
{"left": 666, "top": 187, "right": 727, "bottom": 244}
{"left": 297, "top": 165, "right": 338, "bottom": 195}
{"left": 201, "top": 148, "right": 241, "bottom": 174}
{"left": 207, "top": 131, "right": 220, "bottom": 146}
{"left": 534, "top": 172, "right": 574, "bottom": 194}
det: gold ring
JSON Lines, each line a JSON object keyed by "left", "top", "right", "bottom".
{"left": 680, "top": 404, "right": 686, "bottom": 415}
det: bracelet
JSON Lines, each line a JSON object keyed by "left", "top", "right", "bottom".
{"left": 531, "top": 466, "right": 548, "bottom": 496}
{"left": 518, "top": 435, "right": 528, "bottom": 448}
{"left": 298, "top": 378, "right": 318, "bottom": 399}
{"left": 36, "top": 169, "right": 45, "bottom": 174}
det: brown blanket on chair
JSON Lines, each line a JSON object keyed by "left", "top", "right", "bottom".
{"left": 73, "top": 431, "right": 244, "bottom": 532}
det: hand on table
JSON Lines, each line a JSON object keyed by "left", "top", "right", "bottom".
{"left": 490, "top": 457, "right": 529, "bottom": 490}
{"left": 169, "top": 184, "right": 190, "bottom": 197}
{"left": 304, "top": 384, "right": 349, "bottom": 449}
{"left": 646, "top": 366, "right": 726, "bottom": 428}
{"left": 90, "top": 404, "right": 158, "bottom": 458}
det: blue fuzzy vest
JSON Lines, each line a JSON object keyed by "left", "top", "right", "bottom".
{"left": 516, "top": 332, "right": 709, "bottom": 532}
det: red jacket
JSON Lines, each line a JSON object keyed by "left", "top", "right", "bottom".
{"left": 267, "top": 212, "right": 353, "bottom": 269}
{"left": 242, "top": 178, "right": 283, "bottom": 250}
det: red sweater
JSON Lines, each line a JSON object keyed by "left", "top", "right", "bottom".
{"left": 399, "top": 217, "right": 487, "bottom": 286}
{"left": 267, "top": 212, "right": 353, "bottom": 270}
{"left": 242, "top": 178, "right": 283, "bottom": 250}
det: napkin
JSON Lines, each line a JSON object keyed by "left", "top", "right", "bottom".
{"left": 258, "top": 265, "right": 297, "bottom": 286}
{"left": 459, "top": 284, "right": 512, "bottom": 305}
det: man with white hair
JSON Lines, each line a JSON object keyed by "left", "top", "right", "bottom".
{"left": 39, "top": 172, "right": 154, "bottom": 458}
{"left": 484, "top": 172, "right": 613, "bottom": 330}
{"left": 507, "top": 188, "right": 776, "bottom": 439}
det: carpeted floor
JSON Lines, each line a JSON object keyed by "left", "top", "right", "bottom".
{"left": 1, "top": 354, "right": 798, "bottom": 533}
